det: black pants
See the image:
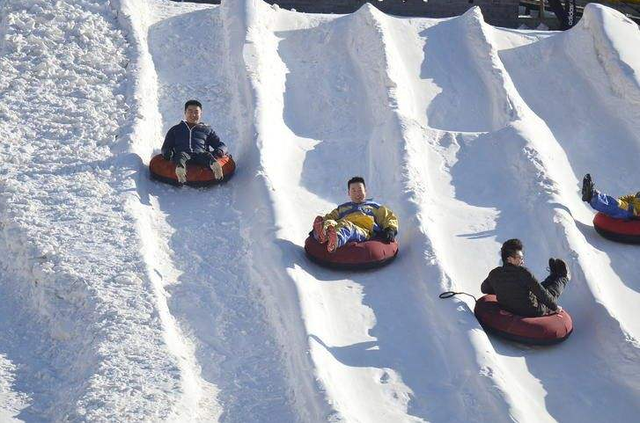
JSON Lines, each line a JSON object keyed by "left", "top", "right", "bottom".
{"left": 172, "top": 151, "right": 215, "bottom": 168}
{"left": 538, "top": 275, "right": 569, "bottom": 315}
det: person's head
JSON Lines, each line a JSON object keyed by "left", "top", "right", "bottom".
{"left": 501, "top": 238, "right": 524, "bottom": 266}
{"left": 347, "top": 176, "right": 366, "bottom": 203}
{"left": 184, "top": 100, "right": 202, "bottom": 124}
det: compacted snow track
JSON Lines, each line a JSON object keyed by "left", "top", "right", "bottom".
{"left": 1, "top": 0, "right": 640, "bottom": 422}
{"left": 133, "top": 0, "right": 308, "bottom": 421}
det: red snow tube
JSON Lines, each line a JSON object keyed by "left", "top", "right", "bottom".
{"left": 593, "top": 212, "right": 640, "bottom": 244}
{"left": 149, "top": 154, "right": 236, "bottom": 187}
{"left": 304, "top": 235, "right": 398, "bottom": 270}
{"left": 474, "top": 295, "right": 573, "bottom": 345}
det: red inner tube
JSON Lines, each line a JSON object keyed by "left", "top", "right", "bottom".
{"left": 474, "top": 295, "right": 573, "bottom": 345}
{"left": 149, "top": 154, "right": 236, "bottom": 187}
{"left": 304, "top": 235, "right": 398, "bottom": 270}
{"left": 593, "top": 212, "right": 640, "bottom": 244}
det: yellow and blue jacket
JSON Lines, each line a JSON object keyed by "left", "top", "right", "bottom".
{"left": 618, "top": 193, "right": 640, "bottom": 217}
{"left": 323, "top": 200, "right": 398, "bottom": 237}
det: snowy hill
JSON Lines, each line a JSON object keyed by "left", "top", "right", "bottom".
{"left": 1, "top": 0, "right": 639, "bottom": 421}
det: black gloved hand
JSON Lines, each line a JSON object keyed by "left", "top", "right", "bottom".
{"left": 162, "top": 150, "right": 173, "bottom": 161}
{"left": 550, "top": 258, "right": 568, "bottom": 278}
{"left": 383, "top": 228, "right": 396, "bottom": 243}
{"left": 213, "top": 148, "right": 225, "bottom": 158}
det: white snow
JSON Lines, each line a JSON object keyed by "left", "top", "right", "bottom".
{"left": 0, "top": 0, "right": 639, "bottom": 421}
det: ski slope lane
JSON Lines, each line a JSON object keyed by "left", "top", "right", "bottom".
{"left": 375, "top": 8, "right": 561, "bottom": 422}
{"left": 138, "top": 0, "right": 304, "bottom": 421}
{"left": 247, "top": 4, "right": 428, "bottom": 421}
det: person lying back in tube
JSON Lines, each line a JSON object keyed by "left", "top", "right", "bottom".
{"left": 582, "top": 173, "right": 640, "bottom": 220}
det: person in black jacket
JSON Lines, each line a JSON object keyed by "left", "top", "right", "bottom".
{"left": 161, "top": 99, "right": 228, "bottom": 183}
{"left": 481, "top": 239, "right": 570, "bottom": 317}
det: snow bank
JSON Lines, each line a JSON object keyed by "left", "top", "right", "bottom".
{"left": 0, "top": 0, "right": 192, "bottom": 420}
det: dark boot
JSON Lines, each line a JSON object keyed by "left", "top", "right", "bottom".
{"left": 582, "top": 174, "right": 595, "bottom": 202}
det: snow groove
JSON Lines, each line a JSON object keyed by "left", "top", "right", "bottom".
{"left": 125, "top": 0, "right": 315, "bottom": 421}
{"left": 112, "top": 0, "right": 219, "bottom": 420}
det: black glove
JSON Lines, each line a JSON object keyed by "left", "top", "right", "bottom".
{"left": 383, "top": 228, "right": 396, "bottom": 242}
{"left": 550, "top": 258, "right": 568, "bottom": 278}
{"left": 162, "top": 150, "right": 173, "bottom": 161}
{"left": 213, "top": 148, "right": 225, "bottom": 158}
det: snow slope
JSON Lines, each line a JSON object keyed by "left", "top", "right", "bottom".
{"left": 0, "top": 0, "right": 639, "bottom": 421}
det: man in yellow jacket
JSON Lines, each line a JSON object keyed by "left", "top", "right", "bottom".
{"left": 313, "top": 177, "right": 398, "bottom": 253}
{"left": 582, "top": 174, "right": 640, "bottom": 219}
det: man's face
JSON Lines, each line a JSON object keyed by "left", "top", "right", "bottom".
{"left": 184, "top": 105, "right": 202, "bottom": 124}
{"left": 348, "top": 182, "right": 366, "bottom": 204}
{"left": 507, "top": 250, "right": 524, "bottom": 267}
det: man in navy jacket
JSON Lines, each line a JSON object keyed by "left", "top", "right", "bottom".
{"left": 161, "top": 99, "right": 228, "bottom": 183}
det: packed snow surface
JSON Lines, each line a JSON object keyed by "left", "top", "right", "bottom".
{"left": 0, "top": 0, "right": 639, "bottom": 421}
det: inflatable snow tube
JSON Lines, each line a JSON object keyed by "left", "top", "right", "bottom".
{"left": 304, "top": 235, "right": 398, "bottom": 270}
{"left": 593, "top": 212, "right": 640, "bottom": 244}
{"left": 149, "top": 154, "right": 236, "bottom": 187}
{"left": 474, "top": 295, "right": 573, "bottom": 345}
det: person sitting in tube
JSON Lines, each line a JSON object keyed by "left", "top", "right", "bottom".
{"left": 161, "top": 99, "right": 228, "bottom": 184}
{"left": 481, "top": 239, "right": 570, "bottom": 317}
{"left": 312, "top": 176, "right": 398, "bottom": 253}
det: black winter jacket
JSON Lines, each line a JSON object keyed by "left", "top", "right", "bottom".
{"left": 161, "top": 121, "right": 228, "bottom": 157}
{"left": 481, "top": 263, "right": 559, "bottom": 317}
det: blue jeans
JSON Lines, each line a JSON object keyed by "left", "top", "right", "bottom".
{"left": 590, "top": 192, "right": 635, "bottom": 219}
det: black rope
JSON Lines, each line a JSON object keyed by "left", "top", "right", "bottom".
{"left": 439, "top": 291, "right": 477, "bottom": 302}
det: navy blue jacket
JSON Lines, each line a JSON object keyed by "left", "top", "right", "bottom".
{"left": 161, "top": 121, "right": 228, "bottom": 157}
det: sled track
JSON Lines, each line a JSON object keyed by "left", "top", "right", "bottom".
{"left": 129, "top": 0, "right": 311, "bottom": 421}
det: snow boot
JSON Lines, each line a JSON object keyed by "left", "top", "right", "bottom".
{"left": 313, "top": 216, "right": 327, "bottom": 244}
{"left": 175, "top": 165, "right": 187, "bottom": 184}
{"left": 326, "top": 225, "right": 338, "bottom": 253}
{"left": 581, "top": 174, "right": 594, "bottom": 202}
